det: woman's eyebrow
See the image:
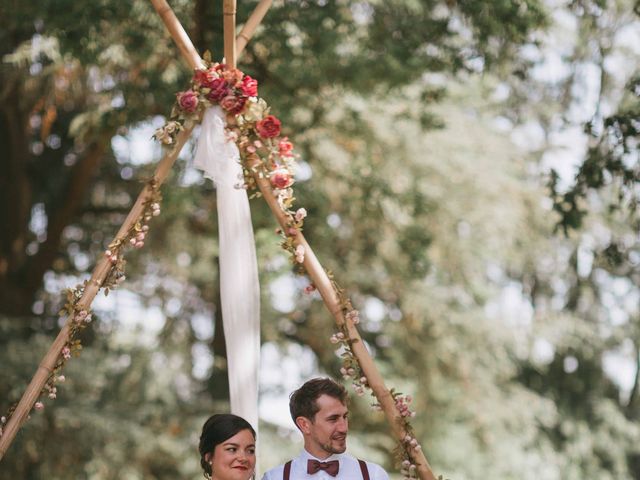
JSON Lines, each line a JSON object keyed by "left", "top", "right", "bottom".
{"left": 222, "top": 441, "right": 256, "bottom": 448}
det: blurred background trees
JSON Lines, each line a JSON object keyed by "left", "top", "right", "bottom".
{"left": 0, "top": 0, "right": 638, "bottom": 478}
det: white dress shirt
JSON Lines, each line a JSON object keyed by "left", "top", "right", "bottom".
{"left": 261, "top": 449, "right": 390, "bottom": 480}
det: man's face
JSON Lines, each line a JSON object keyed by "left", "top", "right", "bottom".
{"left": 299, "top": 394, "right": 349, "bottom": 459}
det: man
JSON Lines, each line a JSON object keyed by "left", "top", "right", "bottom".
{"left": 261, "top": 378, "right": 390, "bottom": 480}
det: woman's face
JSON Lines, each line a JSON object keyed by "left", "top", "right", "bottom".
{"left": 210, "top": 428, "right": 256, "bottom": 480}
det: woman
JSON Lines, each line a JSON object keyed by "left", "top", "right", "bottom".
{"left": 199, "top": 413, "right": 257, "bottom": 480}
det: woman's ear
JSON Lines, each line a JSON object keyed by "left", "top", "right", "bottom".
{"left": 205, "top": 452, "right": 212, "bottom": 464}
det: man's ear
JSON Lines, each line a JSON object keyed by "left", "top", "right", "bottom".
{"left": 295, "top": 416, "right": 312, "bottom": 434}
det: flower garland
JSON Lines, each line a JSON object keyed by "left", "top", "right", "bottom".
{"left": 153, "top": 55, "right": 307, "bottom": 266}
{"left": 328, "top": 278, "right": 423, "bottom": 480}
{"left": 0, "top": 181, "right": 162, "bottom": 437}
{"left": 154, "top": 59, "right": 431, "bottom": 479}
{"left": 2, "top": 60, "right": 435, "bottom": 480}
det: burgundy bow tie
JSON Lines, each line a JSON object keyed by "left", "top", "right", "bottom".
{"left": 307, "top": 459, "right": 339, "bottom": 476}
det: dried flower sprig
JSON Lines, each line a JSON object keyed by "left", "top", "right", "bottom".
{"left": 0, "top": 179, "right": 163, "bottom": 433}
{"left": 103, "top": 178, "right": 162, "bottom": 295}
{"left": 325, "top": 276, "right": 428, "bottom": 478}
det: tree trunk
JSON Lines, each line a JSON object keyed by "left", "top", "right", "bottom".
{"left": 0, "top": 78, "right": 34, "bottom": 316}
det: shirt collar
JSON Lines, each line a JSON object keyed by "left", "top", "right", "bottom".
{"left": 299, "top": 449, "right": 345, "bottom": 463}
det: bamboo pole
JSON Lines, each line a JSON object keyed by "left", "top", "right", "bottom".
{"left": 223, "top": 0, "right": 237, "bottom": 68}
{"left": 236, "top": 0, "right": 273, "bottom": 57}
{"left": 150, "top": 0, "right": 204, "bottom": 70}
{"left": 251, "top": 175, "right": 438, "bottom": 480}
{"left": 0, "top": 124, "right": 196, "bottom": 461}
{"left": 153, "top": 0, "right": 269, "bottom": 68}
{"left": 152, "top": 5, "right": 437, "bottom": 478}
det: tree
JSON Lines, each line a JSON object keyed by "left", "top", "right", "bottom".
{"left": 6, "top": 1, "right": 640, "bottom": 479}
{"left": 0, "top": 0, "right": 548, "bottom": 315}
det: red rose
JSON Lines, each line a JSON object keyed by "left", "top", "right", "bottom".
{"left": 278, "top": 137, "right": 294, "bottom": 157}
{"left": 193, "top": 68, "right": 217, "bottom": 88}
{"left": 206, "top": 78, "right": 230, "bottom": 102}
{"left": 220, "top": 94, "right": 247, "bottom": 115}
{"left": 256, "top": 115, "right": 281, "bottom": 138}
{"left": 177, "top": 90, "right": 199, "bottom": 113}
{"left": 240, "top": 75, "right": 258, "bottom": 97}
{"left": 270, "top": 167, "right": 293, "bottom": 189}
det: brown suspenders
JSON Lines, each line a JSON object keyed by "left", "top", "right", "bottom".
{"left": 282, "top": 459, "right": 370, "bottom": 480}
{"left": 358, "top": 459, "right": 371, "bottom": 480}
{"left": 283, "top": 460, "right": 292, "bottom": 480}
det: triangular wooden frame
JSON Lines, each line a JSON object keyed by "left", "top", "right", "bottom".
{"left": 0, "top": 2, "right": 438, "bottom": 479}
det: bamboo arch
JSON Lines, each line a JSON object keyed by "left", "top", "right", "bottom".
{"left": 0, "top": 2, "right": 439, "bottom": 479}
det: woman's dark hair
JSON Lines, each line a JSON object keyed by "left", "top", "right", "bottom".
{"left": 289, "top": 377, "right": 348, "bottom": 427}
{"left": 199, "top": 413, "right": 256, "bottom": 478}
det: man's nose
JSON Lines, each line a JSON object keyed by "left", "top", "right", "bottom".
{"left": 337, "top": 417, "right": 348, "bottom": 432}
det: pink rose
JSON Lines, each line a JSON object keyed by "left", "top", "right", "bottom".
{"left": 177, "top": 90, "right": 199, "bottom": 113}
{"left": 221, "top": 67, "right": 244, "bottom": 86}
{"left": 270, "top": 167, "right": 293, "bottom": 189}
{"left": 220, "top": 95, "right": 247, "bottom": 115}
{"left": 240, "top": 75, "right": 258, "bottom": 97}
{"left": 278, "top": 137, "right": 294, "bottom": 157}
{"left": 206, "top": 78, "right": 230, "bottom": 102}
{"left": 193, "top": 68, "right": 218, "bottom": 88}
{"left": 294, "top": 208, "right": 307, "bottom": 222}
{"left": 346, "top": 310, "right": 360, "bottom": 324}
{"left": 256, "top": 115, "right": 281, "bottom": 138}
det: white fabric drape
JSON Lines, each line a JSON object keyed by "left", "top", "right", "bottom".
{"left": 194, "top": 107, "right": 260, "bottom": 432}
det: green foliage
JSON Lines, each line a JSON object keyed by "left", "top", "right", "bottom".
{"left": 1, "top": 1, "right": 639, "bottom": 479}
{"left": 551, "top": 74, "right": 640, "bottom": 234}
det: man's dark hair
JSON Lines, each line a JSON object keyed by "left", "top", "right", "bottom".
{"left": 289, "top": 377, "right": 348, "bottom": 425}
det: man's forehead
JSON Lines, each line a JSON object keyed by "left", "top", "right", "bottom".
{"left": 316, "top": 394, "right": 347, "bottom": 414}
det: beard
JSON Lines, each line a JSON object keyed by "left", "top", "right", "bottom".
{"left": 321, "top": 435, "right": 347, "bottom": 455}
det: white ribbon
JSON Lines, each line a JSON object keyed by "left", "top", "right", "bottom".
{"left": 194, "top": 107, "right": 260, "bottom": 432}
